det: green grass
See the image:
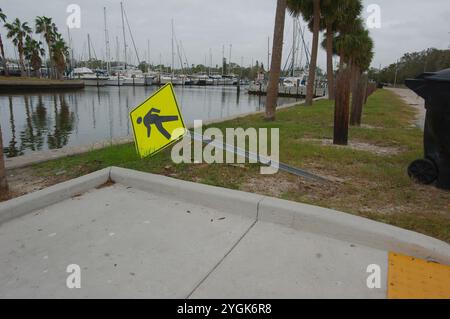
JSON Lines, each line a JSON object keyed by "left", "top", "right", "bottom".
{"left": 31, "top": 89, "right": 450, "bottom": 242}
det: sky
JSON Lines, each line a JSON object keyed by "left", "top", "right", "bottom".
{"left": 0, "top": 0, "right": 449, "bottom": 70}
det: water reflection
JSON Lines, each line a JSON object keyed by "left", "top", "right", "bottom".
{"left": 47, "top": 95, "right": 75, "bottom": 149}
{"left": 0, "top": 86, "right": 298, "bottom": 158}
{"left": 7, "top": 96, "right": 23, "bottom": 157}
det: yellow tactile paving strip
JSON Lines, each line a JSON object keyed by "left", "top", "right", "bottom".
{"left": 388, "top": 252, "right": 450, "bottom": 299}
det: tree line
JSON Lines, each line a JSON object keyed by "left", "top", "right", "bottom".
{"left": 266, "top": 0, "right": 374, "bottom": 146}
{"left": 0, "top": 8, "right": 69, "bottom": 79}
{"left": 368, "top": 48, "right": 450, "bottom": 85}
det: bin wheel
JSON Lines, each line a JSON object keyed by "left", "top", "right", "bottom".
{"left": 408, "top": 159, "right": 438, "bottom": 185}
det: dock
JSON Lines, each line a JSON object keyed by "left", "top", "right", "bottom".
{"left": 0, "top": 78, "right": 85, "bottom": 91}
{"left": 247, "top": 83, "right": 327, "bottom": 98}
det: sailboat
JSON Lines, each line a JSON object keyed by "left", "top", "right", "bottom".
{"left": 72, "top": 67, "right": 108, "bottom": 86}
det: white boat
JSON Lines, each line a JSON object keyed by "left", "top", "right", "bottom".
{"left": 72, "top": 67, "right": 108, "bottom": 87}
{"left": 222, "top": 74, "right": 238, "bottom": 86}
{"left": 123, "top": 76, "right": 145, "bottom": 86}
{"left": 192, "top": 73, "right": 213, "bottom": 86}
{"left": 283, "top": 74, "right": 307, "bottom": 88}
{"left": 160, "top": 75, "right": 183, "bottom": 86}
{"left": 144, "top": 75, "right": 154, "bottom": 86}
{"left": 106, "top": 75, "right": 125, "bottom": 86}
{"left": 122, "top": 69, "right": 146, "bottom": 86}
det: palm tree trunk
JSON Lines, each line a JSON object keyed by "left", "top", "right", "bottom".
{"left": 265, "top": 0, "right": 287, "bottom": 121}
{"left": 0, "top": 34, "right": 8, "bottom": 76}
{"left": 305, "top": 0, "right": 321, "bottom": 106}
{"left": 333, "top": 63, "right": 351, "bottom": 145}
{"left": 0, "top": 122, "right": 8, "bottom": 192}
{"left": 326, "top": 23, "right": 334, "bottom": 100}
{"left": 350, "top": 66, "right": 362, "bottom": 126}
{"left": 350, "top": 73, "right": 368, "bottom": 126}
{"left": 18, "top": 47, "right": 26, "bottom": 77}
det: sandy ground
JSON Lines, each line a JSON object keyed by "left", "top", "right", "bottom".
{"left": 387, "top": 88, "right": 426, "bottom": 129}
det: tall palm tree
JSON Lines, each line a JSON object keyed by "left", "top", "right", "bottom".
{"left": 51, "top": 34, "right": 69, "bottom": 79}
{"left": 0, "top": 8, "right": 8, "bottom": 76}
{"left": 349, "top": 30, "right": 374, "bottom": 126}
{"left": 287, "top": 0, "right": 320, "bottom": 106}
{"left": 35, "top": 16, "right": 57, "bottom": 78}
{"left": 24, "top": 36, "right": 45, "bottom": 77}
{"left": 4, "top": 18, "right": 32, "bottom": 77}
{"left": 332, "top": 1, "right": 363, "bottom": 145}
{"left": 265, "top": 0, "right": 288, "bottom": 121}
{"left": 320, "top": 0, "right": 341, "bottom": 100}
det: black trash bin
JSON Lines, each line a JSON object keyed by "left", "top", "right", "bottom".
{"left": 405, "top": 68, "right": 450, "bottom": 190}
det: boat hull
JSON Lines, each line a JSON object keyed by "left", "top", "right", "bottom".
{"left": 106, "top": 78, "right": 125, "bottom": 86}
{"left": 82, "top": 79, "right": 108, "bottom": 87}
{"left": 123, "top": 77, "right": 145, "bottom": 86}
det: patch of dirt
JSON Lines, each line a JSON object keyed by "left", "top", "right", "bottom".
{"left": 96, "top": 179, "right": 116, "bottom": 189}
{"left": 302, "top": 138, "right": 403, "bottom": 156}
{"left": 241, "top": 171, "right": 341, "bottom": 199}
{"left": 1, "top": 167, "right": 69, "bottom": 202}
{"left": 241, "top": 175, "right": 297, "bottom": 197}
{"left": 360, "top": 124, "right": 384, "bottom": 130}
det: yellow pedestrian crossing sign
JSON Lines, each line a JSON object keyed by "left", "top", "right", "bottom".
{"left": 130, "top": 83, "right": 186, "bottom": 158}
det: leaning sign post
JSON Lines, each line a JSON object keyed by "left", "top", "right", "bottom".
{"left": 130, "top": 83, "right": 186, "bottom": 158}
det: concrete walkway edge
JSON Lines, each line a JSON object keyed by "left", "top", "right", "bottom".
{"left": 1, "top": 166, "right": 449, "bottom": 265}
{"left": 0, "top": 168, "right": 110, "bottom": 225}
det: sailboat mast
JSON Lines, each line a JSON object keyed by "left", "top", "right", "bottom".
{"left": 103, "top": 7, "right": 110, "bottom": 73}
{"left": 120, "top": 2, "right": 127, "bottom": 70}
{"left": 291, "top": 18, "right": 296, "bottom": 77}
{"left": 87, "top": 33, "right": 92, "bottom": 61}
{"left": 147, "top": 39, "right": 150, "bottom": 69}
{"left": 115, "top": 36, "right": 120, "bottom": 63}
{"left": 267, "top": 36, "right": 270, "bottom": 72}
{"left": 229, "top": 44, "right": 232, "bottom": 75}
{"left": 171, "top": 19, "right": 175, "bottom": 78}
{"left": 67, "top": 27, "right": 74, "bottom": 70}
{"left": 222, "top": 45, "right": 225, "bottom": 76}
{"left": 209, "top": 48, "right": 212, "bottom": 76}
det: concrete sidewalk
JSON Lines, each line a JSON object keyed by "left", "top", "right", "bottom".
{"left": 387, "top": 88, "right": 425, "bottom": 129}
{"left": 0, "top": 167, "right": 449, "bottom": 298}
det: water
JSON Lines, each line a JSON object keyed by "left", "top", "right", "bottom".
{"left": 0, "top": 86, "right": 299, "bottom": 158}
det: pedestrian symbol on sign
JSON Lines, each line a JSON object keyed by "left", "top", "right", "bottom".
{"left": 130, "top": 83, "right": 186, "bottom": 158}
{"left": 136, "top": 108, "right": 179, "bottom": 140}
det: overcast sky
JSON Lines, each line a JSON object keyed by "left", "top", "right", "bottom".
{"left": 1, "top": 0, "right": 449, "bottom": 70}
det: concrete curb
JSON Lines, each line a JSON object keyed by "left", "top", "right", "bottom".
{"left": 110, "top": 166, "right": 262, "bottom": 220}
{"left": 259, "top": 197, "right": 450, "bottom": 265}
{"left": 1, "top": 166, "right": 449, "bottom": 264}
{"left": 0, "top": 168, "right": 110, "bottom": 226}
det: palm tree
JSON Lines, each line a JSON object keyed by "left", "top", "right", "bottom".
{"left": 4, "top": 18, "right": 32, "bottom": 77}
{"left": 0, "top": 8, "right": 8, "bottom": 76}
{"left": 349, "top": 30, "right": 374, "bottom": 126}
{"left": 332, "top": 1, "right": 363, "bottom": 145}
{"left": 24, "top": 36, "right": 45, "bottom": 77}
{"left": 320, "top": 0, "right": 341, "bottom": 100}
{"left": 287, "top": 0, "right": 320, "bottom": 106}
{"left": 35, "top": 16, "right": 57, "bottom": 78}
{"left": 51, "top": 34, "right": 69, "bottom": 79}
{"left": 265, "top": 0, "right": 288, "bottom": 121}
